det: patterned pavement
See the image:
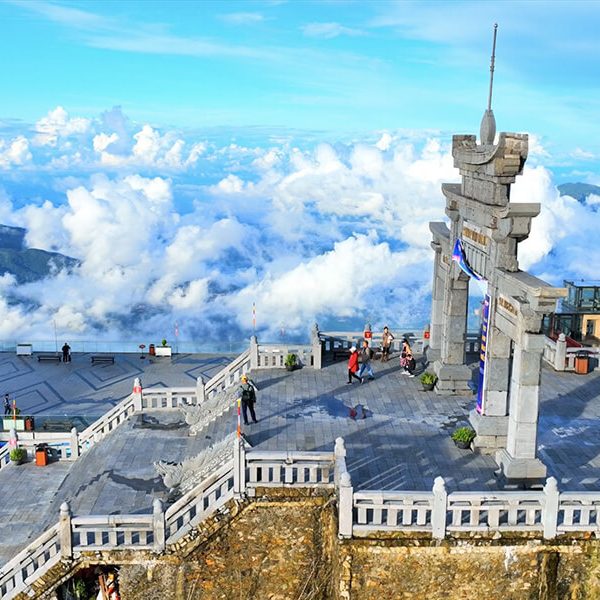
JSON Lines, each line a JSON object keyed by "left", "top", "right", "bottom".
{"left": 0, "top": 350, "right": 599, "bottom": 564}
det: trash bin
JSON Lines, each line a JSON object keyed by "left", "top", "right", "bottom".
{"left": 149, "top": 344, "right": 156, "bottom": 356}
{"left": 575, "top": 352, "right": 590, "bottom": 375}
{"left": 24, "top": 416, "right": 35, "bottom": 431}
{"left": 35, "top": 443, "right": 49, "bottom": 467}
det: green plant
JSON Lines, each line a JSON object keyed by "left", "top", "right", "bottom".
{"left": 285, "top": 353, "right": 297, "bottom": 367}
{"left": 9, "top": 447, "right": 26, "bottom": 462}
{"left": 72, "top": 577, "right": 87, "bottom": 599}
{"left": 420, "top": 372, "right": 437, "bottom": 385}
{"left": 451, "top": 426, "right": 476, "bottom": 444}
{"left": 161, "top": 339, "right": 168, "bottom": 347}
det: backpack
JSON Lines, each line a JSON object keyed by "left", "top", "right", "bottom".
{"left": 241, "top": 386, "right": 255, "bottom": 403}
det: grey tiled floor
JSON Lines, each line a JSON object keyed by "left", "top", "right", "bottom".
{"left": 1, "top": 351, "right": 600, "bottom": 564}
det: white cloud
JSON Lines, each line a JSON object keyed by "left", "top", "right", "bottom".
{"left": 301, "top": 22, "right": 365, "bottom": 39}
{"left": 34, "top": 106, "right": 91, "bottom": 147}
{"left": 219, "top": 12, "right": 264, "bottom": 25}
{"left": 0, "top": 136, "right": 32, "bottom": 168}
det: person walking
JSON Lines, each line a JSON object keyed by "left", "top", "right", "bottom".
{"left": 405, "top": 350, "right": 416, "bottom": 377}
{"left": 381, "top": 326, "right": 394, "bottom": 362}
{"left": 239, "top": 374, "right": 259, "bottom": 425}
{"left": 400, "top": 338, "right": 411, "bottom": 374}
{"left": 357, "top": 340, "right": 375, "bottom": 382}
{"left": 62, "top": 342, "right": 71, "bottom": 363}
{"left": 347, "top": 346, "right": 361, "bottom": 384}
{"left": 3, "top": 393, "right": 11, "bottom": 416}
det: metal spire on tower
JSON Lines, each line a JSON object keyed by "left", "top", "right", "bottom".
{"left": 480, "top": 23, "right": 498, "bottom": 145}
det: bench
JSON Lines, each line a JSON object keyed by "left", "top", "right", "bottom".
{"left": 91, "top": 355, "right": 115, "bottom": 365}
{"left": 37, "top": 354, "right": 61, "bottom": 362}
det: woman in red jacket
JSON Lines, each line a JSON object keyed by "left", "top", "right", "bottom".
{"left": 347, "top": 346, "right": 362, "bottom": 384}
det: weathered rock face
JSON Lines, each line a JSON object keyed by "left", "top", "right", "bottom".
{"left": 52, "top": 493, "right": 600, "bottom": 600}
{"left": 341, "top": 541, "right": 600, "bottom": 600}
{"left": 118, "top": 491, "right": 335, "bottom": 600}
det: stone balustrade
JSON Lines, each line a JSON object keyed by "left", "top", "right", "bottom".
{"left": 4, "top": 436, "right": 600, "bottom": 599}
{"left": 543, "top": 334, "right": 599, "bottom": 372}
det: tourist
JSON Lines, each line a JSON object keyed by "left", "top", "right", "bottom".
{"left": 3, "top": 393, "right": 10, "bottom": 415}
{"left": 405, "top": 350, "right": 416, "bottom": 378}
{"left": 381, "top": 326, "right": 394, "bottom": 362}
{"left": 239, "top": 374, "right": 259, "bottom": 425}
{"left": 357, "top": 340, "right": 375, "bottom": 381}
{"left": 347, "top": 346, "right": 361, "bottom": 384}
{"left": 62, "top": 342, "right": 71, "bottom": 363}
{"left": 400, "top": 338, "right": 411, "bottom": 374}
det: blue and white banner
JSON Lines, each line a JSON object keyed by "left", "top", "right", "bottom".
{"left": 451, "top": 239, "right": 486, "bottom": 282}
{"left": 476, "top": 294, "right": 491, "bottom": 414}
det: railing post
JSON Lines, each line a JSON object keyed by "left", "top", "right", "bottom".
{"left": 334, "top": 437, "right": 346, "bottom": 487}
{"left": 153, "top": 498, "right": 166, "bottom": 553}
{"left": 554, "top": 334, "right": 567, "bottom": 371}
{"left": 250, "top": 335, "right": 259, "bottom": 370}
{"left": 196, "top": 376, "right": 206, "bottom": 405}
{"left": 311, "top": 323, "right": 322, "bottom": 370}
{"left": 133, "top": 377, "right": 143, "bottom": 411}
{"left": 59, "top": 502, "right": 72, "bottom": 559}
{"left": 543, "top": 476, "right": 560, "bottom": 539}
{"left": 233, "top": 436, "right": 246, "bottom": 498}
{"left": 70, "top": 427, "right": 80, "bottom": 459}
{"left": 338, "top": 472, "right": 353, "bottom": 538}
{"left": 431, "top": 476, "right": 447, "bottom": 540}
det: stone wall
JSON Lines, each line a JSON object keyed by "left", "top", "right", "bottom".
{"left": 43, "top": 493, "right": 600, "bottom": 600}
{"left": 118, "top": 489, "right": 335, "bottom": 600}
{"left": 340, "top": 537, "right": 600, "bottom": 600}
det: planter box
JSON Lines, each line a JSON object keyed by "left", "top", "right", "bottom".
{"left": 155, "top": 346, "right": 172, "bottom": 357}
{"left": 16, "top": 344, "right": 33, "bottom": 356}
{"left": 3, "top": 418, "right": 25, "bottom": 431}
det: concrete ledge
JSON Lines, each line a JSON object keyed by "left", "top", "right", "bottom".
{"left": 495, "top": 448, "right": 547, "bottom": 483}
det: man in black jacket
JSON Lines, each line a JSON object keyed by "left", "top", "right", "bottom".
{"left": 239, "top": 374, "right": 259, "bottom": 424}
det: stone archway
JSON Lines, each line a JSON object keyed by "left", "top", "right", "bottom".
{"left": 429, "top": 130, "right": 566, "bottom": 484}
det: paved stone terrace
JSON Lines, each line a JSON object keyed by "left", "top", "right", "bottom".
{"left": 1, "top": 350, "right": 600, "bottom": 564}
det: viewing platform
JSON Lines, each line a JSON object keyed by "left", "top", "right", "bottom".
{"left": 1, "top": 346, "right": 599, "bottom": 566}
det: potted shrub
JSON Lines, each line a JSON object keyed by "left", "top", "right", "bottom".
{"left": 155, "top": 338, "right": 172, "bottom": 357}
{"left": 285, "top": 353, "right": 297, "bottom": 371}
{"left": 10, "top": 447, "right": 27, "bottom": 464}
{"left": 420, "top": 372, "right": 437, "bottom": 391}
{"left": 451, "top": 426, "right": 476, "bottom": 449}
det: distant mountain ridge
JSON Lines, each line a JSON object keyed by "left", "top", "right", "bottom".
{"left": 0, "top": 224, "right": 79, "bottom": 284}
{"left": 557, "top": 182, "right": 600, "bottom": 203}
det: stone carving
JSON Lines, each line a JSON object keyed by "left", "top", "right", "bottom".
{"left": 154, "top": 432, "right": 237, "bottom": 494}
{"left": 179, "top": 385, "right": 239, "bottom": 435}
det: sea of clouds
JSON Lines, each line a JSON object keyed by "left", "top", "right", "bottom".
{"left": 0, "top": 106, "right": 598, "bottom": 347}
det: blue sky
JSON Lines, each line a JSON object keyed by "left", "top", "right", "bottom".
{"left": 1, "top": 0, "right": 600, "bottom": 162}
{"left": 1, "top": 1, "right": 600, "bottom": 343}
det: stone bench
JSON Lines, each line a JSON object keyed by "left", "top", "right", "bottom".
{"left": 37, "top": 354, "right": 61, "bottom": 363}
{"left": 91, "top": 355, "right": 115, "bottom": 365}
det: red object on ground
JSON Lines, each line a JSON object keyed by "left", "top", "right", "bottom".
{"left": 35, "top": 447, "right": 48, "bottom": 467}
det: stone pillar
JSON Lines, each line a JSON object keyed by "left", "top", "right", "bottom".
{"left": 434, "top": 270, "right": 472, "bottom": 394}
{"left": 431, "top": 477, "right": 448, "bottom": 540}
{"left": 70, "top": 426, "right": 80, "bottom": 460}
{"left": 59, "top": 502, "right": 72, "bottom": 558}
{"left": 132, "top": 377, "right": 143, "bottom": 412}
{"left": 542, "top": 477, "right": 560, "bottom": 539}
{"left": 250, "top": 335, "right": 259, "bottom": 370}
{"left": 334, "top": 437, "right": 346, "bottom": 487}
{"left": 470, "top": 321, "right": 510, "bottom": 452}
{"left": 196, "top": 376, "right": 205, "bottom": 405}
{"left": 496, "top": 333, "right": 547, "bottom": 482}
{"left": 152, "top": 498, "right": 166, "bottom": 553}
{"left": 428, "top": 242, "right": 445, "bottom": 363}
{"left": 554, "top": 333, "right": 566, "bottom": 371}
{"left": 233, "top": 436, "right": 246, "bottom": 498}
{"left": 338, "top": 472, "right": 353, "bottom": 538}
{"left": 311, "top": 323, "right": 322, "bottom": 370}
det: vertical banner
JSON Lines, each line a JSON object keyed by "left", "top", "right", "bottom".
{"left": 476, "top": 294, "right": 491, "bottom": 414}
